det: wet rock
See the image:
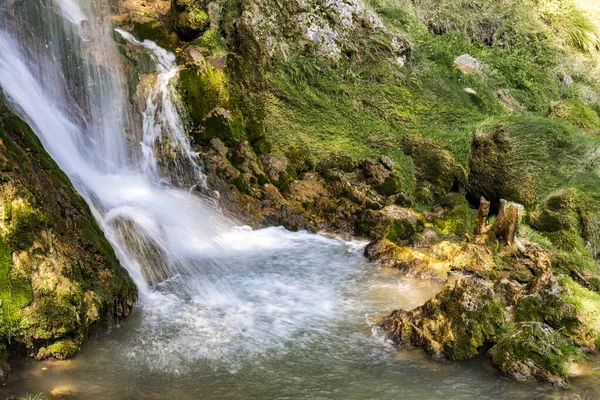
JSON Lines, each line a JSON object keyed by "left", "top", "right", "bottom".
{"left": 0, "top": 102, "right": 136, "bottom": 371}
{"left": 381, "top": 277, "right": 506, "bottom": 360}
{"left": 365, "top": 238, "right": 452, "bottom": 281}
{"left": 489, "top": 322, "right": 582, "bottom": 388}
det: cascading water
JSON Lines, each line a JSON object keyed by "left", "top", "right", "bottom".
{"left": 0, "top": 1, "right": 597, "bottom": 399}
{"left": 115, "top": 28, "right": 204, "bottom": 185}
{"left": 0, "top": 0, "right": 377, "bottom": 371}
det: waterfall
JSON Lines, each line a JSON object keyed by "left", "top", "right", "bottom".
{"left": 0, "top": 0, "right": 229, "bottom": 298}
{"left": 115, "top": 28, "right": 204, "bottom": 186}
{"left": 0, "top": 0, "right": 367, "bottom": 375}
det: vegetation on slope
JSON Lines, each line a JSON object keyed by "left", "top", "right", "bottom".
{"left": 0, "top": 97, "right": 136, "bottom": 381}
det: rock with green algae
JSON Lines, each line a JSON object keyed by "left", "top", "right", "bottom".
{"left": 177, "top": 63, "right": 230, "bottom": 131}
{"left": 489, "top": 322, "right": 582, "bottom": 388}
{"left": 171, "top": 0, "right": 210, "bottom": 40}
{"left": 380, "top": 277, "right": 506, "bottom": 360}
{"left": 402, "top": 136, "right": 467, "bottom": 204}
{"left": 513, "top": 273, "right": 600, "bottom": 352}
{"left": 0, "top": 101, "right": 136, "bottom": 370}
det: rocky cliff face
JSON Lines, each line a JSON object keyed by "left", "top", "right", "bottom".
{"left": 0, "top": 98, "right": 136, "bottom": 382}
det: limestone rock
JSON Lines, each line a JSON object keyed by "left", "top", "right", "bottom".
{"left": 454, "top": 54, "right": 484, "bottom": 74}
{"left": 381, "top": 277, "right": 506, "bottom": 360}
{"left": 239, "top": 0, "right": 410, "bottom": 60}
{"left": 489, "top": 322, "right": 582, "bottom": 388}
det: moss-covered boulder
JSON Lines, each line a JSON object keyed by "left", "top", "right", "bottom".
{"left": 171, "top": 0, "right": 210, "bottom": 41}
{"left": 402, "top": 136, "right": 467, "bottom": 204}
{"left": 381, "top": 277, "right": 506, "bottom": 360}
{"left": 177, "top": 64, "right": 230, "bottom": 131}
{"left": 489, "top": 322, "right": 582, "bottom": 388}
{"left": 427, "top": 193, "right": 475, "bottom": 237}
{"left": 529, "top": 188, "right": 596, "bottom": 255}
{"left": 239, "top": 0, "right": 410, "bottom": 60}
{"left": 468, "top": 123, "right": 537, "bottom": 208}
{"left": 0, "top": 101, "right": 136, "bottom": 377}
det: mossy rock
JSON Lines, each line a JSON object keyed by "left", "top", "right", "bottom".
{"left": 197, "top": 108, "right": 243, "bottom": 144}
{"left": 468, "top": 123, "right": 536, "bottom": 208}
{"left": 316, "top": 151, "right": 358, "bottom": 174}
{"left": 381, "top": 277, "right": 506, "bottom": 359}
{"left": 558, "top": 277, "right": 600, "bottom": 350}
{"left": 128, "top": 15, "right": 178, "bottom": 50}
{"left": 187, "top": 29, "right": 226, "bottom": 54}
{"left": 528, "top": 188, "right": 592, "bottom": 255}
{"left": 36, "top": 339, "right": 79, "bottom": 360}
{"left": 171, "top": 0, "right": 210, "bottom": 41}
{"left": 0, "top": 99, "right": 136, "bottom": 367}
{"left": 489, "top": 322, "right": 582, "bottom": 388}
{"left": 514, "top": 274, "right": 600, "bottom": 351}
{"left": 177, "top": 64, "right": 229, "bottom": 127}
{"left": 402, "top": 136, "right": 466, "bottom": 203}
{"left": 429, "top": 193, "right": 475, "bottom": 237}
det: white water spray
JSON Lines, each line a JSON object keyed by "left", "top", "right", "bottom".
{"left": 115, "top": 29, "right": 203, "bottom": 183}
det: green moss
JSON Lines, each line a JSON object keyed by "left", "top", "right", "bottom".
{"left": 0, "top": 237, "right": 32, "bottom": 339}
{"left": 529, "top": 187, "right": 600, "bottom": 258}
{"left": 430, "top": 194, "right": 475, "bottom": 236}
{"left": 402, "top": 136, "right": 467, "bottom": 202}
{"left": 189, "top": 29, "right": 227, "bottom": 54}
{"left": 178, "top": 64, "right": 229, "bottom": 127}
{"left": 36, "top": 339, "right": 79, "bottom": 360}
{"left": 3, "top": 199, "right": 48, "bottom": 250}
{"left": 172, "top": 2, "right": 209, "bottom": 41}
{"left": 0, "top": 99, "right": 136, "bottom": 363}
{"left": 385, "top": 219, "right": 419, "bottom": 244}
{"left": 549, "top": 100, "right": 600, "bottom": 132}
{"left": 445, "top": 299, "right": 506, "bottom": 360}
{"left": 489, "top": 321, "right": 582, "bottom": 385}
{"left": 559, "top": 276, "right": 600, "bottom": 348}
{"left": 198, "top": 108, "right": 243, "bottom": 144}
{"left": 514, "top": 291, "right": 578, "bottom": 330}
{"left": 233, "top": 174, "right": 250, "bottom": 194}
{"left": 130, "top": 18, "right": 176, "bottom": 50}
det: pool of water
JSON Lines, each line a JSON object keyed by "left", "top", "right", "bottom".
{"left": 1, "top": 227, "right": 596, "bottom": 400}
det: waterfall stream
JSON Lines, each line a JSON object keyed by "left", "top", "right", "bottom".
{"left": 0, "top": 0, "right": 598, "bottom": 399}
